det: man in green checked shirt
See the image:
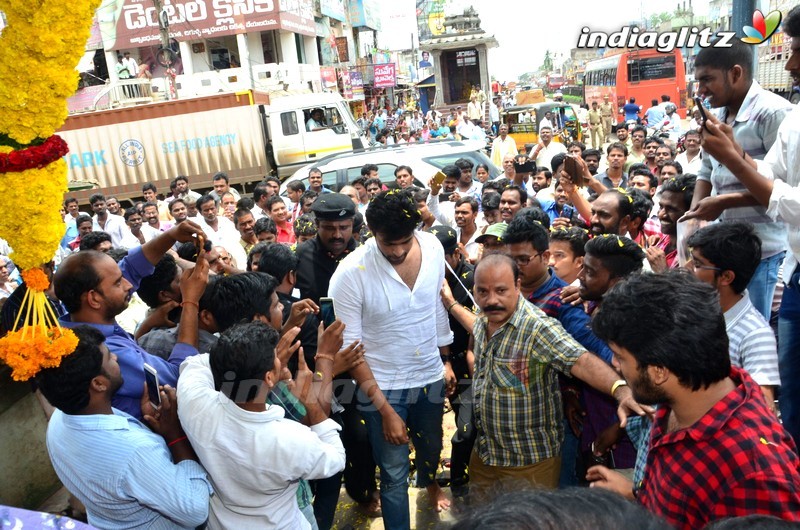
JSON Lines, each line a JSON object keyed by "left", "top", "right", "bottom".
{"left": 467, "top": 254, "right": 650, "bottom": 493}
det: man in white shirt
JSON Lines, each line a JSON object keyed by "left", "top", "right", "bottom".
{"left": 530, "top": 125, "right": 567, "bottom": 172}
{"left": 178, "top": 319, "right": 346, "bottom": 529}
{"left": 195, "top": 194, "right": 244, "bottom": 267}
{"left": 122, "top": 52, "right": 138, "bottom": 77}
{"left": 89, "top": 193, "right": 128, "bottom": 248}
{"left": 491, "top": 124, "right": 518, "bottom": 167}
{"left": 674, "top": 129, "right": 704, "bottom": 174}
{"left": 329, "top": 190, "right": 455, "bottom": 526}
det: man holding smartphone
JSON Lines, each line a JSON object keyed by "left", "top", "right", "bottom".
{"left": 38, "top": 325, "right": 212, "bottom": 529}
{"left": 54, "top": 222, "right": 209, "bottom": 420}
{"left": 687, "top": 38, "right": 792, "bottom": 320}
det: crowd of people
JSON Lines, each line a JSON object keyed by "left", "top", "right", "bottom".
{"left": 356, "top": 87, "right": 498, "bottom": 147}
{"left": 4, "top": 10, "right": 800, "bottom": 530}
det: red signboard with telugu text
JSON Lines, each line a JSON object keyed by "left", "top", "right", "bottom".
{"left": 373, "top": 63, "right": 396, "bottom": 88}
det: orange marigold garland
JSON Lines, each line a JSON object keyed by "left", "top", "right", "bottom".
{"left": 0, "top": 0, "right": 101, "bottom": 381}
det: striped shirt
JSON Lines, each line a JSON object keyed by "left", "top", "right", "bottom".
{"left": 725, "top": 291, "right": 780, "bottom": 386}
{"left": 472, "top": 294, "right": 585, "bottom": 467}
{"left": 47, "top": 409, "right": 211, "bottom": 529}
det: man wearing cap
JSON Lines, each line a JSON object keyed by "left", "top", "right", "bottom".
{"left": 295, "top": 193, "right": 358, "bottom": 304}
{"left": 475, "top": 222, "right": 508, "bottom": 262}
{"left": 599, "top": 95, "right": 614, "bottom": 143}
{"left": 432, "top": 225, "right": 477, "bottom": 498}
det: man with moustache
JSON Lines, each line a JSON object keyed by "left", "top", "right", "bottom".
{"left": 595, "top": 143, "right": 629, "bottom": 192}
{"left": 468, "top": 253, "right": 647, "bottom": 492}
{"left": 491, "top": 124, "right": 518, "bottom": 167}
{"left": 295, "top": 193, "right": 358, "bottom": 304}
{"left": 499, "top": 185, "right": 526, "bottom": 223}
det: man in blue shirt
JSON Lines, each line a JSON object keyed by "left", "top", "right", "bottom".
{"left": 36, "top": 323, "right": 211, "bottom": 529}
{"left": 643, "top": 98, "right": 665, "bottom": 129}
{"left": 621, "top": 97, "right": 641, "bottom": 123}
{"left": 54, "top": 222, "right": 207, "bottom": 419}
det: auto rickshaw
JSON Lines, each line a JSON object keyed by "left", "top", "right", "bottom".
{"left": 501, "top": 102, "right": 583, "bottom": 151}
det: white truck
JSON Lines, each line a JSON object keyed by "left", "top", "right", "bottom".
{"left": 757, "top": 0, "right": 800, "bottom": 103}
{"left": 58, "top": 91, "right": 366, "bottom": 203}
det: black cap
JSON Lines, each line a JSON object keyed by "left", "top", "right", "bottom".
{"left": 311, "top": 193, "right": 356, "bottom": 220}
{"left": 431, "top": 225, "right": 457, "bottom": 254}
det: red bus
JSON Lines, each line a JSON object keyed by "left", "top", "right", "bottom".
{"left": 583, "top": 49, "right": 687, "bottom": 119}
{"left": 546, "top": 73, "right": 566, "bottom": 90}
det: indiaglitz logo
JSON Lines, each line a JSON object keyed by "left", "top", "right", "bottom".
{"left": 119, "top": 139, "right": 146, "bottom": 167}
{"left": 577, "top": 26, "right": 736, "bottom": 53}
{"left": 741, "top": 9, "right": 782, "bottom": 44}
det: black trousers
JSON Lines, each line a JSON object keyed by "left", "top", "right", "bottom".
{"left": 449, "top": 353, "right": 476, "bottom": 490}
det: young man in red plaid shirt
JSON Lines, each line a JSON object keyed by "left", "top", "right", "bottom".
{"left": 587, "top": 271, "right": 800, "bottom": 529}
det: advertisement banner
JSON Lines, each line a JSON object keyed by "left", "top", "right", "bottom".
{"left": 101, "top": 0, "right": 315, "bottom": 49}
{"left": 349, "top": 0, "right": 380, "bottom": 30}
{"left": 416, "top": 0, "right": 446, "bottom": 42}
{"left": 350, "top": 70, "right": 365, "bottom": 100}
{"left": 339, "top": 68, "right": 353, "bottom": 100}
{"left": 320, "top": 66, "right": 338, "bottom": 89}
{"left": 320, "top": 0, "right": 346, "bottom": 21}
{"left": 373, "top": 63, "right": 396, "bottom": 88}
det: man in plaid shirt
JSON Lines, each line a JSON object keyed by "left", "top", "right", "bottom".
{"left": 588, "top": 271, "right": 800, "bottom": 529}
{"left": 468, "top": 254, "right": 648, "bottom": 492}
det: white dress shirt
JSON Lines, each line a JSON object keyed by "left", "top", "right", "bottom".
{"left": 177, "top": 354, "right": 345, "bottom": 530}
{"left": 92, "top": 214, "right": 129, "bottom": 248}
{"left": 196, "top": 216, "right": 247, "bottom": 268}
{"left": 329, "top": 231, "right": 453, "bottom": 390}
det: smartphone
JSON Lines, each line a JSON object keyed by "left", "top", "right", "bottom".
{"left": 432, "top": 170, "right": 447, "bottom": 186}
{"left": 143, "top": 363, "right": 161, "bottom": 408}
{"left": 319, "top": 297, "right": 336, "bottom": 327}
{"left": 563, "top": 156, "right": 585, "bottom": 187}
{"left": 693, "top": 96, "right": 709, "bottom": 129}
{"left": 439, "top": 191, "right": 453, "bottom": 202}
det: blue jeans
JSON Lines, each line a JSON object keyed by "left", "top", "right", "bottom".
{"left": 358, "top": 380, "right": 445, "bottom": 530}
{"left": 748, "top": 251, "right": 785, "bottom": 320}
{"left": 558, "top": 418, "right": 580, "bottom": 488}
{"left": 779, "top": 265, "right": 800, "bottom": 445}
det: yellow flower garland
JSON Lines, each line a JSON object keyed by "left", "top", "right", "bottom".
{"left": 0, "top": 0, "right": 102, "bottom": 380}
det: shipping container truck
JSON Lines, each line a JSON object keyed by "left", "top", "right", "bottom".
{"left": 58, "top": 90, "right": 366, "bottom": 203}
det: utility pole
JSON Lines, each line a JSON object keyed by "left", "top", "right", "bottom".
{"left": 732, "top": 0, "right": 758, "bottom": 74}
{"left": 153, "top": 0, "right": 177, "bottom": 100}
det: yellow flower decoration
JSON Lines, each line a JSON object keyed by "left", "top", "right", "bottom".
{"left": 0, "top": 0, "right": 100, "bottom": 380}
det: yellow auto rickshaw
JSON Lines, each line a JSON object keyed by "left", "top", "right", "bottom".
{"left": 502, "top": 102, "right": 583, "bottom": 151}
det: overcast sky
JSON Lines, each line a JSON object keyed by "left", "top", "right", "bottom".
{"left": 458, "top": 0, "right": 713, "bottom": 81}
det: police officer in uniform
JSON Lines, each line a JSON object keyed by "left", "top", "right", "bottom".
{"left": 599, "top": 95, "right": 614, "bottom": 144}
{"left": 295, "top": 193, "right": 359, "bottom": 304}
